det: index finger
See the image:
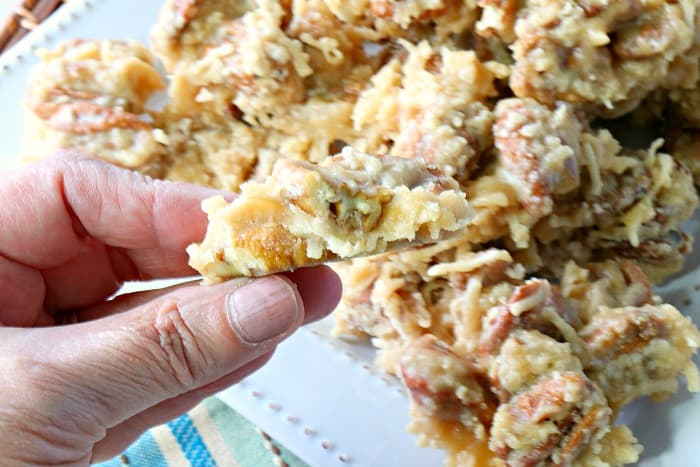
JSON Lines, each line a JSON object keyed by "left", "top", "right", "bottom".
{"left": 0, "top": 152, "right": 226, "bottom": 274}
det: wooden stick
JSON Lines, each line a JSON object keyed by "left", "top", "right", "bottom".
{"left": 1, "top": 0, "right": 64, "bottom": 52}
{"left": 32, "top": 0, "right": 64, "bottom": 25}
{"left": 0, "top": 0, "right": 40, "bottom": 51}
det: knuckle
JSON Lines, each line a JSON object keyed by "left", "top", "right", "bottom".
{"left": 137, "top": 300, "right": 210, "bottom": 389}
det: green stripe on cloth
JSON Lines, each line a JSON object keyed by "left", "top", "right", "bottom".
{"left": 188, "top": 403, "right": 238, "bottom": 465}
{"left": 204, "top": 398, "right": 308, "bottom": 467}
{"left": 95, "top": 431, "right": 169, "bottom": 467}
{"left": 94, "top": 398, "right": 309, "bottom": 466}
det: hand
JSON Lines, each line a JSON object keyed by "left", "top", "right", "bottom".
{"left": 0, "top": 153, "right": 342, "bottom": 465}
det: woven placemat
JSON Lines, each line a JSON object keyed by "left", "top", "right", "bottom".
{"left": 0, "top": 0, "right": 66, "bottom": 52}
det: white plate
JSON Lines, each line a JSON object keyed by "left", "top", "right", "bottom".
{"left": 0, "top": 1, "right": 698, "bottom": 465}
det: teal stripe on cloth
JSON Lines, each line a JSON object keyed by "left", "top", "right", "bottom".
{"left": 95, "top": 430, "right": 169, "bottom": 467}
{"left": 167, "top": 414, "right": 216, "bottom": 467}
{"left": 204, "top": 397, "right": 307, "bottom": 467}
{"left": 95, "top": 397, "right": 311, "bottom": 466}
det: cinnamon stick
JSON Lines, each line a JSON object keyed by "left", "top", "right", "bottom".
{"left": 0, "top": 0, "right": 40, "bottom": 51}
{"left": 1, "top": 0, "right": 64, "bottom": 52}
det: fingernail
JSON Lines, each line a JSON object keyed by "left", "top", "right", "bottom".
{"left": 228, "top": 276, "right": 300, "bottom": 344}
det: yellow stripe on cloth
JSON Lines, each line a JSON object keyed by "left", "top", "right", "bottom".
{"left": 152, "top": 423, "right": 191, "bottom": 466}
{"left": 189, "top": 403, "right": 240, "bottom": 466}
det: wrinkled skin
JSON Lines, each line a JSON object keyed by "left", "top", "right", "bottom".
{"left": 0, "top": 153, "right": 342, "bottom": 465}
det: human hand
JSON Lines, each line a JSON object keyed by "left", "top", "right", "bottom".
{"left": 0, "top": 153, "right": 342, "bottom": 465}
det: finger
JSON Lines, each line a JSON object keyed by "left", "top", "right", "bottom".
{"left": 0, "top": 255, "right": 46, "bottom": 326}
{"left": 284, "top": 266, "right": 343, "bottom": 323}
{"left": 91, "top": 351, "right": 274, "bottom": 462}
{"left": 0, "top": 152, "right": 227, "bottom": 275}
{"left": 79, "top": 266, "right": 342, "bottom": 323}
{"left": 19, "top": 275, "right": 306, "bottom": 435}
{"left": 42, "top": 247, "right": 198, "bottom": 312}
{"left": 77, "top": 280, "right": 199, "bottom": 321}
{"left": 41, "top": 238, "right": 121, "bottom": 312}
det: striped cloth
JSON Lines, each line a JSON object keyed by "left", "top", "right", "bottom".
{"left": 96, "top": 398, "right": 308, "bottom": 467}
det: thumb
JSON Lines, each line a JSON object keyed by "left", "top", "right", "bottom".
{"left": 18, "top": 275, "right": 304, "bottom": 434}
